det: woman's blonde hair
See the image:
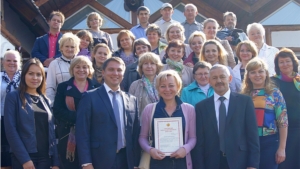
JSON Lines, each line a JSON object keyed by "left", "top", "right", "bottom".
{"left": 200, "top": 40, "right": 228, "bottom": 66}
{"left": 188, "top": 31, "right": 206, "bottom": 45}
{"left": 87, "top": 12, "right": 103, "bottom": 28}
{"left": 241, "top": 58, "right": 275, "bottom": 95}
{"left": 165, "top": 23, "right": 185, "bottom": 42}
{"left": 203, "top": 18, "right": 220, "bottom": 29}
{"left": 59, "top": 32, "right": 81, "bottom": 56}
{"left": 137, "top": 52, "right": 163, "bottom": 76}
{"left": 156, "top": 70, "right": 182, "bottom": 95}
{"left": 69, "top": 56, "right": 94, "bottom": 79}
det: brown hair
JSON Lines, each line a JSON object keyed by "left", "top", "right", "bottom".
{"left": 235, "top": 40, "right": 258, "bottom": 62}
{"left": 48, "top": 11, "right": 65, "bottom": 24}
{"left": 133, "top": 38, "right": 151, "bottom": 56}
{"left": 102, "top": 57, "right": 126, "bottom": 72}
{"left": 146, "top": 24, "right": 162, "bottom": 37}
{"left": 165, "top": 40, "right": 185, "bottom": 59}
{"left": 18, "top": 58, "right": 46, "bottom": 108}
{"left": 91, "top": 43, "right": 112, "bottom": 65}
{"left": 193, "top": 61, "right": 212, "bottom": 74}
{"left": 76, "top": 30, "right": 94, "bottom": 51}
{"left": 116, "top": 30, "right": 135, "bottom": 49}
{"left": 274, "top": 48, "right": 299, "bottom": 75}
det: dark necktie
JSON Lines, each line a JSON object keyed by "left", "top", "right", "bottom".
{"left": 219, "top": 96, "right": 226, "bottom": 153}
{"left": 110, "top": 91, "right": 123, "bottom": 151}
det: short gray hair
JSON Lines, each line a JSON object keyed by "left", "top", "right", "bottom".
{"left": 3, "top": 50, "right": 22, "bottom": 70}
{"left": 247, "top": 22, "right": 265, "bottom": 37}
{"left": 209, "top": 64, "right": 230, "bottom": 77}
{"left": 185, "top": 3, "right": 197, "bottom": 12}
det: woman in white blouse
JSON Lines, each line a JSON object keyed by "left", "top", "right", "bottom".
{"left": 46, "top": 32, "right": 81, "bottom": 106}
{"left": 247, "top": 22, "right": 279, "bottom": 76}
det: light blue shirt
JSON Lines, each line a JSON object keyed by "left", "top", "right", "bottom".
{"left": 130, "top": 24, "right": 148, "bottom": 39}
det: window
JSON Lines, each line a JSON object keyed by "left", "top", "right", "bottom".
{"left": 62, "top": 5, "right": 122, "bottom": 29}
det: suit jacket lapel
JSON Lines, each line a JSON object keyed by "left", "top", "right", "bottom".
{"left": 206, "top": 96, "right": 218, "bottom": 133}
{"left": 97, "top": 86, "right": 117, "bottom": 125}
{"left": 226, "top": 92, "right": 237, "bottom": 126}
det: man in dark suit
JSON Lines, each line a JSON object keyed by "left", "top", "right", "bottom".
{"left": 31, "top": 11, "right": 64, "bottom": 67}
{"left": 192, "top": 64, "right": 260, "bottom": 169}
{"left": 76, "top": 57, "right": 140, "bottom": 169}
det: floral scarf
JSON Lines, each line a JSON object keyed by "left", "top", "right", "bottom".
{"left": 141, "top": 75, "right": 159, "bottom": 103}
{"left": 166, "top": 58, "right": 184, "bottom": 76}
{"left": 274, "top": 72, "right": 300, "bottom": 91}
{"left": 2, "top": 70, "right": 21, "bottom": 93}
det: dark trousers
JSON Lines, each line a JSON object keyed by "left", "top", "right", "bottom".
{"left": 150, "top": 156, "right": 187, "bottom": 169}
{"left": 111, "top": 148, "right": 128, "bottom": 169}
{"left": 278, "top": 128, "right": 300, "bottom": 169}
{"left": 11, "top": 154, "right": 51, "bottom": 169}
{"left": 219, "top": 152, "right": 230, "bottom": 169}
{"left": 259, "top": 134, "right": 279, "bottom": 169}
{"left": 1, "top": 116, "right": 11, "bottom": 167}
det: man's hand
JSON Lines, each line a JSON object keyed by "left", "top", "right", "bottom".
{"left": 246, "top": 167, "right": 256, "bottom": 169}
{"left": 52, "top": 166, "right": 59, "bottom": 169}
{"left": 225, "top": 36, "right": 233, "bottom": 41}
{"left": 170, "top": 147, "right": 186, "bottom": 159}
{"left": 23, "top": 160, "right": 35, "bottom": 169}
{"left": 150, "top": 148, "right": 165, "bottom": 160}
{"left": 185, "top": 62, "right": 194, "bottom": 68}
{"left": 43, "top": 58, "right": 54, "bottom": 67}
{"left": 83, "top": 164, "right": 94, "bottom": 169}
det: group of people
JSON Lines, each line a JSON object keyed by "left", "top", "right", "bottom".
{"left": 1, "top": 2, "right": 299, "bottom": 169}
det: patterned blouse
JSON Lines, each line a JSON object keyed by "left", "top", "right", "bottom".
{"left": 120, "top": 50, "right": 136, "bottom": 66}
{"left": 251, "top": 88, "right": 288, "bottom": 136}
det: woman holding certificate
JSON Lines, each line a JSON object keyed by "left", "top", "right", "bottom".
{"left": 139, "top": 70, "right": 196, "bottom": 169}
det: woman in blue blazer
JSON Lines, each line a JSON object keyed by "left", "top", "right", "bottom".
{"left": 4, "top": 58, "right": 59, "bottom": 169}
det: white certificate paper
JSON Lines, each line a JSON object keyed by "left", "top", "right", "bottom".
{"left": 154, "top": 117, "right": 183, "bottom": 156}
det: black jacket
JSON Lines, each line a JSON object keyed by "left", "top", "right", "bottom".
{"left": 121, "top": 61, "right": 140, "bottom": 92}
{"left": 53, "top": 77, "right": 95, "bottom": 128}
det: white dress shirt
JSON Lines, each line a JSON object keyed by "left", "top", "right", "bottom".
{"left": 258, "top": 43, "right": 279, "bottom": 76}
{"left": 154, "top": 19, "right": 180, "bottom": 39}
{"left": 213, "top": 89, "right": 231, "bottom": 132}
{"left": 103, "top": 83, "right": 126, "bottom": 147}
